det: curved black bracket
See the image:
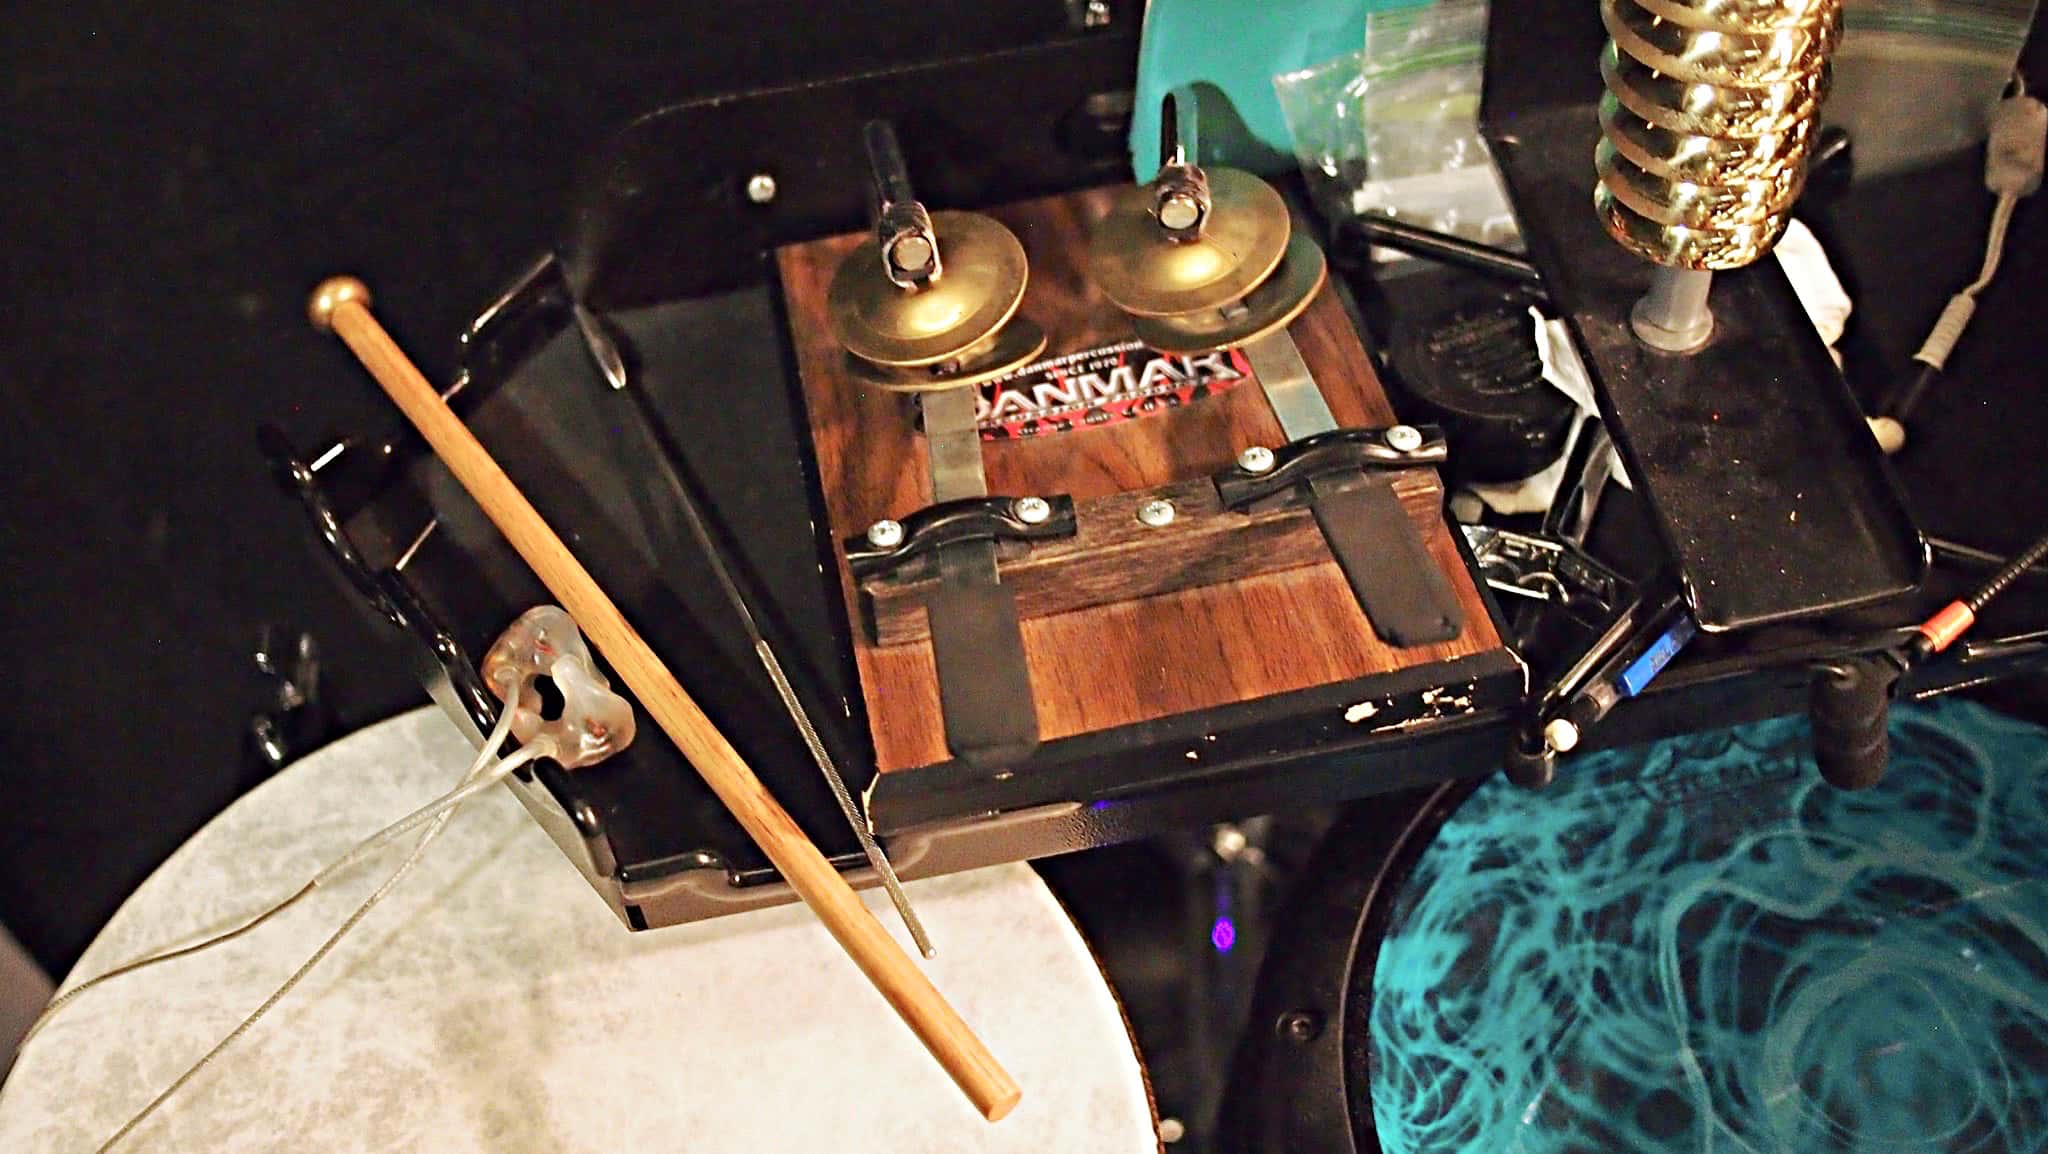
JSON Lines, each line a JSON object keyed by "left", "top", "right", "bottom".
{"left": 259, "top": 424, "right": 395, "bottom": 615}
{"left": 258, "top": 427, "right": 606, "bottom": 834}
{"left": 1213, "top": 425, "right": 1447, "bottom": 512}
{"left": 844, "top": 494, "right": 1077, "bottom": 580}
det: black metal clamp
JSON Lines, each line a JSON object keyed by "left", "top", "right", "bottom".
{"left": 1212, "top": 425, "right": 1448, "bottom": 513}
{"left": 1211, "top": 424, "right": 1462, "bottom": 647}
{"left": 845, "top": 495, "right": 1078, "bottom": 581}
{"left": 1504, "top": 580, "right": 1697, "bottom": 788}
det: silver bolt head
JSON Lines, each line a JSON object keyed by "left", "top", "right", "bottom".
{"left": 745, "top": 172, "right": 777, "bottom": 204}
{"left": 888, "top": 234, "right": 934, "bottom": 275}
{"left": 1015, "top": 496, "right": 1052, "bottom": 525}
{"left": 1237, "top": 445, "right": 1276, "bottom": 474}
{"left": 865, "top": 519, "right": 904, "bottom": 549}
{"left": 1386, "top": 424, "right": 1425, "bottom": 452}
{"left": 1137, "top": 498, "right": 1177, "bottom": 527}
{"left": 1157, "top": 193, "right": 1203, "bottom": 232}
{"left": 1212, "top": 824, "right": 1248, "bottom": 861}
{"left": 1159, "top": 1118, "right": 1186, "bottom": 1144}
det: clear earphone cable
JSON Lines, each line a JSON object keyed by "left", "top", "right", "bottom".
{"left": 12, "top": 700, "right": 546, "bottom": 1153}
{"left": 87, "top": 740, "right": 548, "bottom": 1152}
{"left": 19, "top": 702, "right": 523, "bottom": 1052}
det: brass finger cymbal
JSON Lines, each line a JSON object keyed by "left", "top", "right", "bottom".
{"left": 1132, "top": 231, "right": 1327, "bottom": 354}
{"left": 1088, "top": 168, "right": 1292, "bottom": 318}
{"left": 827, "top": 211, "right": 1030, "bottom": 367}
{"left": 846, "top": 317, "right": 1049, "bottom": 393}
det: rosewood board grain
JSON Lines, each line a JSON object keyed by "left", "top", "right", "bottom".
{"left": 862, "top": 471, "right": 1447, "bottom": 646}
{"left": 779, "top": 187, "right": 1503, "bottom": 772}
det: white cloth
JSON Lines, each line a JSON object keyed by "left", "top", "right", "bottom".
{"left": 0, "top": 709, "right": 1156, "bottom": 1154}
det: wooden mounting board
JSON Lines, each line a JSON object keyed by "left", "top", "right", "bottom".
{"left": 779, "top": 187, "right": 1504, "bottom": 773}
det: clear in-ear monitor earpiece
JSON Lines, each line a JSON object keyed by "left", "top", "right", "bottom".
{"left": 481, "top": 605, "right": 636, "bottom": 769}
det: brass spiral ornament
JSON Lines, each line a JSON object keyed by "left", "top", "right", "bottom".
{"left": 1594, "top": 0, "right": 1843, "bottom": 272}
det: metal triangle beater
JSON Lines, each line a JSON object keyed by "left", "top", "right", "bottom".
{"left": 585, "top": 280, "right": 935, "bottom": 956}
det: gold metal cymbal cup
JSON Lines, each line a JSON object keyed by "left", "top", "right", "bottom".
{"left": 1132, "top": 232, "right": 1327, "bottom": 354}
{"left": 1088, "top": 168, "right": 1291, "bottom": 318}
{"left": 846, "top": 318, "right": 1049, "bottom": 393}
{"left": 827, "top": 211, "right": 1030, "bottom": 367}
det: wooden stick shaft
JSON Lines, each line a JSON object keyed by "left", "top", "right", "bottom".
{"left": 322, "top": 295, "right": 1020, "bottom": 1122}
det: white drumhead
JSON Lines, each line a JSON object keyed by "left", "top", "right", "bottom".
{"left": 0, "top": 709, "right": 1156, "bottom": 1153}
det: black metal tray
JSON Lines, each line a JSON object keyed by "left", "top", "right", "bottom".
{"left": 1480, "top": 4, "right": 1925, "bottom": 632}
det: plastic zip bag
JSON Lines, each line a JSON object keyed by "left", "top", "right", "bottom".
{"left": 1273, "top": 0, "right": 1517, "bottom": 250}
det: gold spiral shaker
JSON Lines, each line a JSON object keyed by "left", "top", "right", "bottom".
{"left": 1594, "top": 0, "right": 1842, "bottom": 351}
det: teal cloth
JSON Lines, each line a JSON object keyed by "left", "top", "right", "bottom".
{"left": 1369, "top": 698, "right": 2048, "bottom": 1152}
{"left": 1129, "top": 0, "right": 1425, "bottom": 180}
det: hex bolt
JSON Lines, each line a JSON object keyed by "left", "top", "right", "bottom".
{"left": 1277, "top": 1010, "right": 1324, "bottom": 1045}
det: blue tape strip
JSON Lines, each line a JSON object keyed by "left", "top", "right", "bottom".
{"left": 1617, "top": 615, "right": 1698, "bottom": 698}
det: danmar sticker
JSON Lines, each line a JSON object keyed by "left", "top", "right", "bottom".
{"left": 976, "top": 339, "right": 1253, "bottom": 440}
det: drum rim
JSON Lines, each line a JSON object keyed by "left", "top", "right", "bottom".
{"left": 1221, "top": 778, "right": 1482, "bottom": 1154}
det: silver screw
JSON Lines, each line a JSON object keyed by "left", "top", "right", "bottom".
{"left": 1386, "top": 424, "right": 1425, "bottom": 452}
{"left": 1158, "top": 192, "right": 1202, "bottom": 231}
{"left": 1212, "top": 824, "right": 1248, "bottom": 862}
{"left": 745, "top": 172, "right": 778, "bottom": 205}
{"left": 1159, "top": 1118, "right": 1186, "bottom": 1144}
{"left": 865, "top": 519, "right": 904, "bottom": 549}
{"left": 1137, "top": 498, "right": 1176, "bottom": 527}
{"left": 1014, "top": 496, "right": 1052, "bottom": 525}
{"left": 1084, "top": 0, "right": 1112, "bottom": 27}
{"left": 1237, "top": 445, "right": 1276, "bottom": 474}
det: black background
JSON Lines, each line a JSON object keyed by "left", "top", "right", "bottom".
{"left": 0, "top": 2, "right": 1114, "bottom": 974}
{"left": 3, "top": 2, "right": 2045, "bottom": 987}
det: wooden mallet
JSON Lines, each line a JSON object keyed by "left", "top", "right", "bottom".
{"left": 307, "top": 277, "right": 1021, "bottom": 1123}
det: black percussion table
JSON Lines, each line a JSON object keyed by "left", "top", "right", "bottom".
{"left": 275, "top": 15, "right": 2048, "bottom": 930}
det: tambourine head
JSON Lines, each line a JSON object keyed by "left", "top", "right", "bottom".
{"left": 827, "top": 211, "right": 1030, "bottom": 367}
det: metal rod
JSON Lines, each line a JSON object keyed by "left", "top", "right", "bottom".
{"left": 1159, "top": 87, "right": 1203, "bottom": 168}
{"left": 604, "top": 369, "right": 933, "bottom": 956}
{"left": 862, "top": 120, "right": 939, "bottom": 285}
{"left": 1344, "top": 216, "right": 1541, "bottom": 285}
{"left": 863, "top": 120, "right": 917, "bottom": 209}
{"left": 1631, "top": 266, "right": 1715, "bottom": 353}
